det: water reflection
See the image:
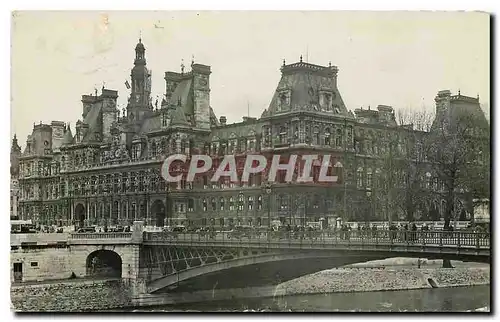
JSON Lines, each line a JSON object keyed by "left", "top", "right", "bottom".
{"left": 143, "top": 285, "right": 490, "bottom": 312}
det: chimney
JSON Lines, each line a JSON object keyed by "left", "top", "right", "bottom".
{"left": 219, "top": 116, "right": 227, "bottom": 125}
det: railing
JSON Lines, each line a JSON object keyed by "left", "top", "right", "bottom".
{"left": 143, "top": 230, "right": 490, "bottom": 251}
{"left": 70, "top": 232, "right": 133, "bottom": 239}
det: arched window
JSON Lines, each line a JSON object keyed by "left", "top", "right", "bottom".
{"left": 211, "top": 198, "right": 217, "bottom": 211}
{"left": 238, "top": 194, "right": 244, "bottom": 211}
{"left": 425, "top": 172, "right": 432, "bottom": 189}
{"left": 336, "top": 128, "right": 342, "bottom": 147}
{"left": 366, "top": 168, "right": 373, "bottom": 187}
{"left": 324, "top": 128, "right": 331, "bottom": 146}
{"left": 248, "top": 196, "right": 254, "bottom": 210}
{"left": 229, "top": 197, "right": 235, "bottom": 211}
{"left": 313, "top": 126, "right": 320, "bottom": 145}
{"left": 220, "top": 197, "right": 225, "bottom": 211}
{"left": 257, "top": 195, "right": 263, "bottom": 210}
{"left": 202, "top": 198, "right": 207, "bottom": 212}
{"left": 357, "top": 167, "right": 364, "bottom": 188}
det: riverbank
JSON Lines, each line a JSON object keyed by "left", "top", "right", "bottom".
{"left": 275, "top": 258, "right": 490, "bottom": 296}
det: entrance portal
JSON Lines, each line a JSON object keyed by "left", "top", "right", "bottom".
{"left": 75, "top": 204, "right": 85, "bottom": 228}
{"left": 151, "top": 200, "right": 166, "bottom": 227}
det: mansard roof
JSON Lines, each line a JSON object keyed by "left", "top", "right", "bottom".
{"left": 265, "top": 60, "right": 350, "bottom": 118}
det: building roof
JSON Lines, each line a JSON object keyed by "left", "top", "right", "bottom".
{"left": 265, "top": 61, "right": 350, "bottom": 118}
{"left": 61, "top": 126, "right": 74, "bottom": 146}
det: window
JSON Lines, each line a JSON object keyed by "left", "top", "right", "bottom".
{"left": 30, "top": 262, "right": 38, "bottom": 267}
{"left": 229, "top": 197, "right": 235, "bottom": 211}
{"left": 248, "top": 196, "right": 254, "bottom": 210}
{"left": 279, "top": 126, "right": 287, "bottom": 144}
{"left": 211, "top": 198, "right": 217, "bottom": 211}
{"left": 336, "top": 128, "right": 342, "bottom": 147}
{"left": 366, "top": 168, "right": 373, "bottom": 187}
{"left": 324, "top": 128, "right": 331, "bottom": 146}
{"left": 188, "top": 199, "right": 194, "bottom": 212}
{"left": 202, "top": 199, "right": 207, "bottom": 212}
{"left": 313, "top": 127, "right": 320, "bottom": 145}
{"left": 220, "top": 197, "right": 225, "bottom": 211}
{"left": 257, "top": 195, "right": 263, "bottom": 210}
{"left": 357, "top": 167, "right": 363, "bottom": 188}
{"left": 238, "top": 194, "right": 244, "bottom": 211}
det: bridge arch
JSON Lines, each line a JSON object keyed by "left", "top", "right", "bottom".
{"left": 75, "top": 203, "right": 85, "bottom": 228}
{"left": 86, "top": 249, "right": 122, "bottom": 278}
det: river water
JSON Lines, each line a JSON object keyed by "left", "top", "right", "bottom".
{"left": 136, "top": 285, "right": 490, "bottom": 312}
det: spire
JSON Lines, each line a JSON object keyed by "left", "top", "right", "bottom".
{"left": 191, "top": 55, "right": 195, "bottom": 66}
{"left": 283, "top": 59, "right": 286, "bottom": 67}
{"left": 11, "top": 134, "right": 20, "bottom": 152}
{"left": 134, "top": 37, "right": 146, "bottom": 64}
{"left": 329, "top": 61, "right": 332, "bottom": 68}
{"left": 458, "top": 89, "right": 461, "bottom": 96}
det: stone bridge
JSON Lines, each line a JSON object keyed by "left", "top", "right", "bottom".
{"left": 11, "top": 222, "right": 490, "bottom": 296}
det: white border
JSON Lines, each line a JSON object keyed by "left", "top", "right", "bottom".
{"left": 2, "top": 1, "right": 497, "bottom": 321}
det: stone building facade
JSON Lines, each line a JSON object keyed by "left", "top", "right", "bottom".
{"left": 13, "top": 39, "right": 489, "bottom": 228}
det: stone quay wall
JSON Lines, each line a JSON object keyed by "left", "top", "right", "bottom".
{"left": 10, "top": 279, "right": 135, "bottom": 312}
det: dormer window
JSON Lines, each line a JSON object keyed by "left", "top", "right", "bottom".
{"left": 162, "top": 113, "right": 170, "bottom": 127}
{"left": 277, "top": 90, "right": 291, "bottom": 112}
{"left": 279, "top": 126, "right": 287, "bottom": 144}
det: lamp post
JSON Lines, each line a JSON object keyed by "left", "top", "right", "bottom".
{"left": 264, "top": 183, "right": 272, "bottom": 230}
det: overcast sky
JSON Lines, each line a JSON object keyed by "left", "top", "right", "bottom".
{"left": 11, "top": 11, "right": 489, "bottom": 146}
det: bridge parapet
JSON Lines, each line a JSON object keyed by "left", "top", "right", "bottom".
{"left": 69, "top": 232, "right": 133, "bottom": 245}
{"left": 143, "top": 230, "right": 490, "bottom": 257}
{"left": 11, "top": 233, "right": 70, "bottom": 246}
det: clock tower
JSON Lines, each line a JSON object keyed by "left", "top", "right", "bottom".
{"left": 127, "top": 38, "right": 152, "bottom": 121}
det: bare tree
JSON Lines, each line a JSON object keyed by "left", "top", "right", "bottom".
{"left": 427, "top": 110, "right": 489, "bottom": 228}
{"left": 384, "top": 108, "right": 435, "bottom": 222}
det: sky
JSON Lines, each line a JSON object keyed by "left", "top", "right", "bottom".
{"left": 10, "top": 11, "right": 490, "bottom": 147}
